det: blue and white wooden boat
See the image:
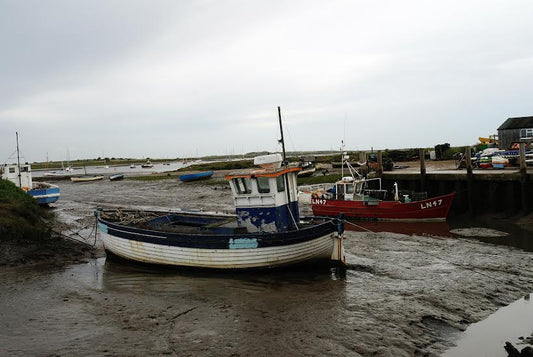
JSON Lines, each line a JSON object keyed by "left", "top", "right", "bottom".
{"left": 95, "top": 153, "right": 346, "bottom": 269}
{"left": 2, "top": 163, "right": 60, "bottom": 205}
{"left": 178, "top": 170, "right": 214, "bottom": 182}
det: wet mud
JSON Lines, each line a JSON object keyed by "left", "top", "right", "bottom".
{"left": 1, "top": 177, "right": 533, "bottom": 356}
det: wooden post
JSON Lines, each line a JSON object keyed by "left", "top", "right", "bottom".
{"left": 419, "top": 148, "right": 426, "bottom": 192}
{"left": 519, "top": 142, "right": 527, "bottom": 177}
{"left": 377, "top": 150, "right": 383, "bottom": 177}
{"left": 519, "top": 142, "right": 528, "bottom": 213}
{"left": 465, "top": 148, "right": 472, "bottom": 175}
{"left": 466, "top": 148, "right": 473, "bottom": 215}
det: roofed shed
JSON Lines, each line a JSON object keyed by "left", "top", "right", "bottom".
{"left": 497, "top": 116, "right": 533, "bottom": 150}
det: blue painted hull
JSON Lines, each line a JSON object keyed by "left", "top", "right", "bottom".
{"left": 179, "top": 171, "right": 214, "bottom": 182}
{"left": 236, "top": 201, "right": 300, "bottom": 232}
{"left": 28, "top": 186, "right": 60, "bottom": 205}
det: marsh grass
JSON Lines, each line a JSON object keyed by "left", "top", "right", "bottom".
{"left": 297, "top": 174, "right": 341, "bottom": 185}
{"left": 0, "top": 179, "right": 53, "bottom": 241}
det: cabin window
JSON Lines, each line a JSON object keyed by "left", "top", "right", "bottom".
{"left": 9, "top": 167, "right": 15, "bottom": 173}
{"left": 346, "top": 184, "right": 354, "bottom": 194}
{"left": 233, "top": 177, "right": 251, "bottom": 194}
{"left": 276, "top": 175, "right": 285, "bottom": 192}
{"left": 257, "top": 176, "right": 270, "bottom": 193}
{"left": 520, "top": 128, "right": 533, "bottom": 140}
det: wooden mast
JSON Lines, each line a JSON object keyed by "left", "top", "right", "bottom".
{"left": 277, "top": 106, "right": 296, "bottom": 229}
{"left": 15, "top": 132, "right": 22, "bottom": 188}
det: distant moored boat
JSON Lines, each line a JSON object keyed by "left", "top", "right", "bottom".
{"left": 141, "top": 160, "right": 153, "bottom": 168}
{"left": 71, "top": 175, "right": 104, "bottom": 182}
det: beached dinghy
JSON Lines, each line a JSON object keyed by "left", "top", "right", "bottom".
{"left": 109, "top": 173, "right": 124, "bottom": 181}
{"left": 178, "top": 170, "right": 213, "bottom": 182}
{"left": 95, "top": 153, "right": 345, "bottom": 269}
{"left": 71, "top": 175, "right": 104, "bottom": 182}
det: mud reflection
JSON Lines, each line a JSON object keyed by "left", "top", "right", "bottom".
{"left": 101, "top": 257, "right": 346, "bottom": 297}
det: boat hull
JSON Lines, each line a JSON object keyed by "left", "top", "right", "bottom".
{"left": 297, "top": 168, "right": 316, "bottom": 177}
{"left": 179, "top": 171, "right": 214, "bottom": 182}
{"left": 71, "top": 176, "right": 104, "bottom": 182}
{"left": 109, "top": 174, "right": 124, "bottom": 181}
{"left": 96, "top": 211, "right": 340, "bottom": 269}
{"left": 312, "top": 192, "right": 455, "bottom": 221}
{"left": 28, "top": 184, "right": 60, "bottom": 205}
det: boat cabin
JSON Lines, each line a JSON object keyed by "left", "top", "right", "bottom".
{"left": 332, "top": 176, "right": 388, "bottom": 202}
{"left": 1, "top": 163, "right": 32, "bottom": 191}
{"left": 225, "top": 154, "right": 301, "bottom": 233}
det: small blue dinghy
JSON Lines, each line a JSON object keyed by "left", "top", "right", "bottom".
{"left": 178, "top": 171, "right": 214, "bottom": 182}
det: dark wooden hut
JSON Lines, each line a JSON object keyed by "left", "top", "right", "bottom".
{"left": 497, "top": 116, "right": 533, "bottom": 150}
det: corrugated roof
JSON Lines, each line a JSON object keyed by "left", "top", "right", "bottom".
{"left": 498, "top": 116, "right": 533, "bottom": 130}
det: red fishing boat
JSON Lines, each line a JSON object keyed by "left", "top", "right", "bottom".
{"left": 312, "top": 188, "right": 455, "bottom": 221}
{"left": 310, "top": 155, "right": 455, "bottom": 221}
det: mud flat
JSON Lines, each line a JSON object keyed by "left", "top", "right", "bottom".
{"left": 1, "top": 177, "right": 532, "bottom": 356}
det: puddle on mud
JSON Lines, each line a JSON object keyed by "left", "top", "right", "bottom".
{"left": 442, "top": 294, "right": 533, "bottom": 357}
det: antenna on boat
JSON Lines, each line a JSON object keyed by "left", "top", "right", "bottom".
{"left": 278, "top": 106, "right": 298, "bottom": 230}
{"left": 341, "top": 140, "right": 345, "bottom": 179}
{"left": 15, "top": 132, "right": 22, "bottom": 188}
{"left": 278, "top": 106, "right": 288, "bottom": 167}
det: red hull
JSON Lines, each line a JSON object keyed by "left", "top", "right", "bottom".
{"left": 312, "top": 192, "right": 455, "bottom": 221}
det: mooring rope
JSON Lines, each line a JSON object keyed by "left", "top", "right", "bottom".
{"left": 52, "top": 221, "right": 96, "bottom": 245}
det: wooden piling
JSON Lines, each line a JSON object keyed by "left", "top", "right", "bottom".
{"left": 519, "top": 142, "right": 528, "bottom": 213}
{"left": 466, "top": 148, "right": 474, "bottom": 214}
{"left": 519, "top": 143, "right": 527, "bottom": 177}
{"left": 465, "top": 148, "right": 472, "bottom": 175}
{"left": 377, "top": 150, "right": 383, "bottom": 177}
{"left": 419, "top": 148, "right": 426, "bottom": 191}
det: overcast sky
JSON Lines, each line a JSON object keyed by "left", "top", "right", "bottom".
{"left": 2, "top": 0, "right": 533, "bottom": 162}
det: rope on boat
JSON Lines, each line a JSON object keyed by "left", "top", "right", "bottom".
{"left": 343, "top": 220, "right": 530, "bottom": 290}
{"left": 100, "top": 208, "right": 159, "bottom": 225}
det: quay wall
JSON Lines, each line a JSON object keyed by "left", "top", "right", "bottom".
{"left": 382, "top": 171, "right": 533, "bottom": 217}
